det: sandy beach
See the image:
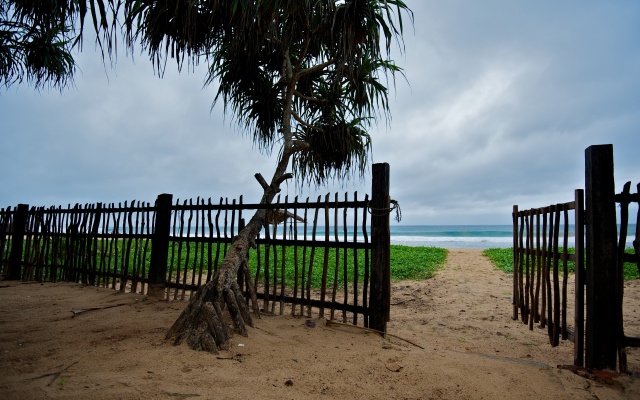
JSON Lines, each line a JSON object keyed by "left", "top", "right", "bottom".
{"left": 1, "top": 249, "right": 639, "bottom": 399}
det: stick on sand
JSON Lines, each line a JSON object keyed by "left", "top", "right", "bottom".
{"left": 325, "top": 320, "right": 425, "bottom": 349}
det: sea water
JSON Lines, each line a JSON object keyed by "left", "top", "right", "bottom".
{"left": 389, "top": 224, "right": 638, "bottom": 249}
{"left": 272, "top": 224, "right": 637, "bottom": 249}
{"left": 173, "top": 224, "right": 637, "bottom": 250}
{"left": 390, "top": 225, "right": 514, "bottom": 249}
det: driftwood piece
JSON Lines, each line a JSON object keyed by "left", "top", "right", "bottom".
{"left": 325, "top": 320, "right": 425, "bottom": 350}
{"left": 27, "top": 361, "right": 79, "bottom": 386}
{"left": 70, "top": 303, "right": 128, "bottom": 318}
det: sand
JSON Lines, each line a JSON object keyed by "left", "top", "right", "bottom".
{"left": 1, "top": 249, "right": 639, "bottom": 399}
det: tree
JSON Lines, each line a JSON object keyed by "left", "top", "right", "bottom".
{"left": 1, "top": 0, "right": 412, "bottom": 353}
{"left": 1, "top": 0, "right": 77, "bottom": 89}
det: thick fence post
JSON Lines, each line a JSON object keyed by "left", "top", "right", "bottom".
{"left": 584, "top": 144, "right": 619, "bottom": 370}
{"left": 7, "top": 204, "right": 28, "bottom": 280}
{"left": 148, "top": 194, "right": 173, "bottom": 299}
{"left": 370, "top": 163, "right": 390, "bottom": 333}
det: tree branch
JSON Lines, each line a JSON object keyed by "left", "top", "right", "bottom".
{"left": 293, "top": 89, "right": 328, "bottom": 104}
{"left": 295, "top": 58, "right": 337, "bottom": 80}
{"left": 274, "top": 173, "right": 293, "bottom": 187}
{"left": 254, "top": 173, "right": 269, "bottom": 190}
{"left": 292, "top": 109, "right": 323, "bottom": 132}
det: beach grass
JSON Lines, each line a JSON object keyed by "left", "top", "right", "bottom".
{"left": 245, "top": 244, "right": 448, "bottom": 289}
{"left": 388, "top": 245, "right": 448, "bottom": 280}
{"left": 81, "top": 240, "right": 447, "bottom": 289}
{"left": 483, "top": 247, "right": 639, "bottom": 280}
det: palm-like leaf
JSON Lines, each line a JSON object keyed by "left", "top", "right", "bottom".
{"left": 2, "top": 0, "right": 412, "bottom": 185}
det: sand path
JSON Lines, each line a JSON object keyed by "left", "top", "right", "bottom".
{"left": 0, "top": 249, "right": 638, "bottom": 399}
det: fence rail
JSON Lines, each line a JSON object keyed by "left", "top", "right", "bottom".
{"left": 1, "top": 163, "right": 392, "bottom": 331}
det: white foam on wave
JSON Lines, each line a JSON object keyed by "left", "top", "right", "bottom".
{"left": 390, "top": 236, "right": 515, "bottom": 249}
{"left": 391, "top": 235, "right": 513, "bottom": 244}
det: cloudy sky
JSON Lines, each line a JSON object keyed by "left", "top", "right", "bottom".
{"left": 1, "top": 1, "right": 639, "bottom": 225}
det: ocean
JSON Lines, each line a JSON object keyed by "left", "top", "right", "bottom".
{"left": 390, "top": 225, "right": 514, "bottom": 249}
{"left": 389, "top": 224, "right": 638, "bottom": 249}
{"left": 268, "top": 224, "right": 638, "bottom": 249}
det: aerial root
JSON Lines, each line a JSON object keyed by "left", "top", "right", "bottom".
{"left": 232, "top": 281, "right": 254, "bottom": 329}
{"left": 224, "top": 285, "right": 249, "bottom": 337}
{"left": 165, "top": 280, "right": 255, "bottom": 353}
{"left": 201, "top": 302, "right": 229, "bottom": 349}
{"left": 242, "top": 259, "right": 261, "bottom": 317}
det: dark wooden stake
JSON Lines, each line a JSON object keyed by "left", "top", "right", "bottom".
{"left": 584, "top": 144, "right": 619, "bottom": 370}
{"left": 148, "top": 193, "right": 173, "bottom": 298}
{"left": 370, "top": 163, "right": 390, "bottom": 333}
{"left": 7, "top": 204, "right": 28, "bottom": 280}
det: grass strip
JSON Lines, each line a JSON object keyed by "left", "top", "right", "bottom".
{"left": 482, "top": 247, "right": 639, "bottom": 280}
{"left": 246, "top": 245, "right": 448, "bottom": 289}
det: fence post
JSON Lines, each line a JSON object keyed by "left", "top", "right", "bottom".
{"left": 148, "top": 194, "right": 173, "bottom": 299}
{"left": 584, "top": 144, "right": 619, "bottom": 370}
{"left": 7, "top": 204, "right": 28, "bottom": 280}
{"left": 370, "top": 163, "right": 391, "bottom": 333}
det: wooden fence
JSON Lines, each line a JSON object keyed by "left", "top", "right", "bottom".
{"left": 512, "top": 145, "right": 640, "bottom": 371}
{"left": 512, "top": 192, "right": 585, "bottom": 364}
{"left": 0, "top": 164, "right": 393, "bottom": 332}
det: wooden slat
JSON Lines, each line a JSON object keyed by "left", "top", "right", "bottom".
{"left": 545, "top": 207, "right": 553, "bottom": 335}
{"left": 330, "top": 193, "right": 339, "bottom": 321}
{"left": 552, "top": 204, "right": 561, "bottom": 347}
{"left": 319, "top": 193, "right": 330, "bottom": 318}
{"left": 526, "top": 211, "right": 533, "bottom": 329}
{"left": 342, "top": 193, "right": 349, "bottom": 323}
{"left": 533, "top": 213, "right": 542, "bottom": 324}
{"left": 512, "top": 205, "right": 519, "bottom": 321}
{"left": 306, "top": 196, "right": 321, "bottom": 317}
{"left": 262, "top": 205, "right": 272, "bottom": 312}
{"left": 562, "top": 206, "right": 569, "bottom": 341}
{"left": 616, "top": 181, "right": 631, "bottom": 372}
{"left": 279, "top": 196, "right": 288, "bottom": 315}
{"left": 270, "top": 197, "right": 279, "bottom": 315}
{"left": 299, "top": 198, "right": 310, "bottom": 317}
{"left": 185, "top": 199, "right": 196, "bottom": 296}
{"left": 193, "top": 198, "right": 203, "bottom": 289}
{"left": 518, "top": 213, "right": 526, "bottom": 322}
{"left": 634, "top": 183, "right": 640, "bottom": 277}
{"left": 291, "top": 196, "right": 300, "bottom": 317}
{"left": 179, "top": 199, "right": 191, "bottom": 300}
{"left": 574, "top": 189, "right": 585, "bottom": 366}
{"left": 168, "top": 199, "right": 179, "bottom": 300}
{"left": 362, "top": 193, "right": 370, "bottom": 327}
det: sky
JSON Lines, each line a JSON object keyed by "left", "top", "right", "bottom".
{"left": 1, "top": 1, "right": 639, "bottom": 225}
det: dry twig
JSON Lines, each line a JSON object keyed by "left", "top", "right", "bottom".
{"left": 325, "top": 320, "right": 425, "bottom": 349}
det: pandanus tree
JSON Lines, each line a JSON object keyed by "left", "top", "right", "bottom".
{"left": 1, "top": 0, "right": 412, "bottom": 352}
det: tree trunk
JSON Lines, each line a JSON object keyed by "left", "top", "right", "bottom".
{"left": 165, "top": 169, "right": 291, "bottom": 352}
{"left": 165, "top": 42, "right": 304, "bottom": 352}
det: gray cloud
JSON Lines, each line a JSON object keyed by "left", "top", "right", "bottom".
{"left": 1, "top": 1, "right": 639, "bottom": 225}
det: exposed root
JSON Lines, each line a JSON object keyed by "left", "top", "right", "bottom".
{"left": 165, "top": 236, "right": 259, "bottom": 353}
{"left": 165, "top": 281, "right": 255, "bottom": 352}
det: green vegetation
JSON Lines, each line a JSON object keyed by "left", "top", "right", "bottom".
{"left": 245, "top": 244, "right": 447, "bottom": 289}
{"left": 389, "top": 245, "right": 448, "bottom": 280}
{"left": 483, "top": 247, "right": 639, "bottom": 280}
{"left": 19, "top": 237, "right": 447, "bottom": 288}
